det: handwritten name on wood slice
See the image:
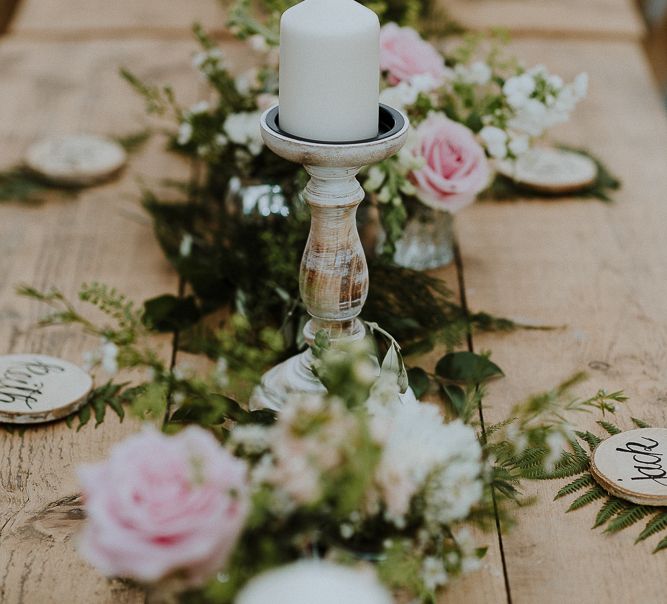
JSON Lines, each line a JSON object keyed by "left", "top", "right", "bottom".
{"left": 590, "top": 428, "right": 667, "bottom": 506}
{"left": 0, "top": 354, "right": 93, "bottom": 424}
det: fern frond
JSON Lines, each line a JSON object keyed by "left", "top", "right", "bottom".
{"left": 631, "top": 417, "right": 652, "bottom": 429}
{"left": 575, "top": 430, "right": 602, "bottom": 451}
{"left": 597, "top": 420, "right": 621, "bottom": 435}
{"left": 567, "top": 485, "right": 606, "bottom": 512}
{"left": 593, "top": 498, "right": 626, "bottom": 528}
{"left": 605, "top": 505, "right": 652, "bottom": 534}
{"left": 654, "top": 536, "right": 667, "bottom": 553}
{"left": 636, "top": 511, "right": 667, "bottom": 543}
{"left": 527, "top": 451, "right": 589, "bottom": 480}
{"left": 554, "top": 474, "right": 594, "bottom": 500}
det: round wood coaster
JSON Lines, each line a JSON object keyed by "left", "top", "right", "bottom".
{"left": 25, "top": 134, "right": 127, "bottom": 186}
{"left": 590, "top": 428, "right": 667, "bottom": 506}
{"left": 0, "top": 354, "right": 93, "bottom": 424}
{"left": 496, "top": 147, "right": 598, "bottom": 194}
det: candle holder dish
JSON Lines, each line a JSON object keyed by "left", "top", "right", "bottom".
{"left": 250, "top": 104, "right": 410, "bottom": 411}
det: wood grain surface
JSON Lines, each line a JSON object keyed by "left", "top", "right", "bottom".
{"left": 8, "top": 0, "right": 227, "bottom": 38}
{"left": 2, "top": 0, "right": 667, "bottom": 602}
{"left": 442, "top": 0, "right": 645, "bottom": 40}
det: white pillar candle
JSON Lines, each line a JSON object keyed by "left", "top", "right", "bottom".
{"left": 278, "top": 0, "right": 380, "bottom": 142}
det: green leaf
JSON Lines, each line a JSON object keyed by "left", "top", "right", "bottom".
{"left": 554, "top": 474, "right": 595, "bottom": 500}
{"left": 631, "top": 417, "right": 652, "bottom": 429}
{"left": 605, "top": 505, "right": 652, "bottom": 534}
{"left": 597, "top": 420, "right": 621, "bottom": 435}
{"left": 406, "top": 367, "right": 430, "bottom": 399}
{"left": 143, "top": 294, "right": 201, "bottom": 332}
{"left": 636, "top": 511, "right": 667, "bottom": 543}
{"left": 435, "top": 351, "right": 503, "bottom": 385}
{"left": 653, "top": 535, "right": 667, "bottom": 553}
{"left": 76, "top": 404, "right": 92, "bottom": 431}
{"left": 575, "top": 430, "right": 602, "bottom": 451}
{"left": 91, "top": 393, "right": 107, "bottom": 427}
{"left": 442, "top": 384, "right": 466, "bottom": 417}
{"left": 593, "top": 498, "right": 626, "bottom": 528}
{"left": 567, "top": 485, "right": 606, "bottom": 512}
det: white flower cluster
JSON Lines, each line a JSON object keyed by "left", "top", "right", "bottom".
{"left": 480, "top": 66, "right": 588, "bottom": 160}
{"left": 366, "top": 380, "right": 483, "bottom": 529}
{"left": 230, "top": 393, "right": 360, "bottom": 512}
{"left": 379, "top": 73, "right": 444, "bottom": 111}
{"left": 192, "top": 47, "right": 224, "bottom": 78}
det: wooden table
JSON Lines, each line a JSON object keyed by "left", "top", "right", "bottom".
{"left": 1, "top": 1, "right": 667, "bottom": 603}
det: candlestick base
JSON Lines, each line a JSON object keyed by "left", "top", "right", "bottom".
{"left": 249, "top": 349, "right": 324, "bottom": 412}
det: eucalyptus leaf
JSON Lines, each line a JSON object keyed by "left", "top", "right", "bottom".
{"left": 435, "top": 351, "right": 503, "bottom": 385}
{"left": 406, "top": 367, "right": 430, "bottom": 399}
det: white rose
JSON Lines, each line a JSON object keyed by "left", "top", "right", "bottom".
{"left": 236, "top": 561, "right": 393, "bottom": 604}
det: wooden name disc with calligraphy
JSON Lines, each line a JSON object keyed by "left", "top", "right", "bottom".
{"left": 590, "top": 428, "right": 667, "bottom": 506}
{"left": 495, "top": 147, "right": 598, "bottom": 194}
{"left": 0, "top": 354, "right": 93, "bottom": 424}
{"left": 25, "top": 134, "right": 127, "bottom": 186}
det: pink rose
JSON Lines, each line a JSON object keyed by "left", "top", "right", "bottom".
{"left": 410, "top": 113, "right": 490, "bottom": 213}
{"left": 380, "top": 23, "right": 448, "bottom": 85}
{"left": 78, "top": 425, "right": 248, "bottom": 586}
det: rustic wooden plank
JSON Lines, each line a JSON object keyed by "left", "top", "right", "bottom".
{"left": 441, "top": 0, "right": 645, "bottom": 40}
{"left": 454, "top": 38, "right": 667, "bottom": 603}
{"left": 8, "top": 0, "right": 227, "bottom": 38}
{"left": 0, "top": 37, "right": 203, "bottom": 604}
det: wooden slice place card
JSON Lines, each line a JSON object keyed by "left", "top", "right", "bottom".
{"left": 590, "top": 428, "right": 667, "bottom": 506}
{"left": 25, "top": 134, "right": 127, "bottom": 186}
{"left": 0, "top": 354, "right": 93, "bottom": 424}
{"left": 496, "top": 147, "right": 598, "bottom": 194}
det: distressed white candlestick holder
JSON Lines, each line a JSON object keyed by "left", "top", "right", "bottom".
{"left": 250, "top": 104, "right": 409, "bottom": 411}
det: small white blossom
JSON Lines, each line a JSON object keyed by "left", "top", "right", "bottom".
{"left": 235, "top": 68, "right": 260, "bottom": 96}
{"left": 248, "top": 34, "right": 269, "bottom": 53}
{"left": 545, "top": 431, "right": 568, "bottom": 472}
{"left": 179, "top": 233, "right": 193, "bottom": 257}
{"left": 224, "top": 111, "right": 263, "bottom": 156}
{"left": 230, "top": 425, "right": 271, "bottom": 454}
{"left": 177, "top": 122, "right": 193, "bottom": 145}
{"left": 503, "top": 73, "right": 536, "bottom": 109}
{"left": 214, "top": 357, "right": 229, "bottom": 388}
{"left": 101, "top": 340, "right": 119, "bottom": 375}
{"left": 456, "top": 61, "right": 492, "bottom": 85}
{"left": 480, "top": 126, "right": 508, "bottom": 159}
{"left": 508, "top": 133, "right": 530, "bottom": 156}
{"left": 422, "top": 556, "right": 448, "bottom": 591}
{"left": 379, "top": 82, "right": 418, "bottom": 111}
{"left": 340, "top": 523, "right": 354, "bottom": 539}
{"left": 364, "top": 166, "right": 385, "bottom": 192}
{"left": 214, "top": 133, "right": 228, "bottom": 148}
{"left": 189, "top": 100, "right": 210, "bottom": 115}
{"left": 509, "top": 98, "right": 548, "bottom": 137}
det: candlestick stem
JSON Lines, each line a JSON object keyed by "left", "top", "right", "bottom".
{"left": 250, "top": 105, "right": 409, "bottom": 411}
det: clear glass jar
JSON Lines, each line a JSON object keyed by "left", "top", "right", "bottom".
{"left": 392, "top": 204, "right": 454, "bottom": 270}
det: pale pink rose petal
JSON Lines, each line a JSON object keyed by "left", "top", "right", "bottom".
{"left": 409, "top": 114, "right": 490, "bottom": 213}
{"left": 78, "top": 425, "right": 249, "bottom": 586}
{"left": 380, "top": 23, "right": 448, "bottom": 85}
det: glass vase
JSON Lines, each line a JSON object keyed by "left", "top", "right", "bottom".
{"left": 392, "top": 204, "right": 455, "bottom": 270}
